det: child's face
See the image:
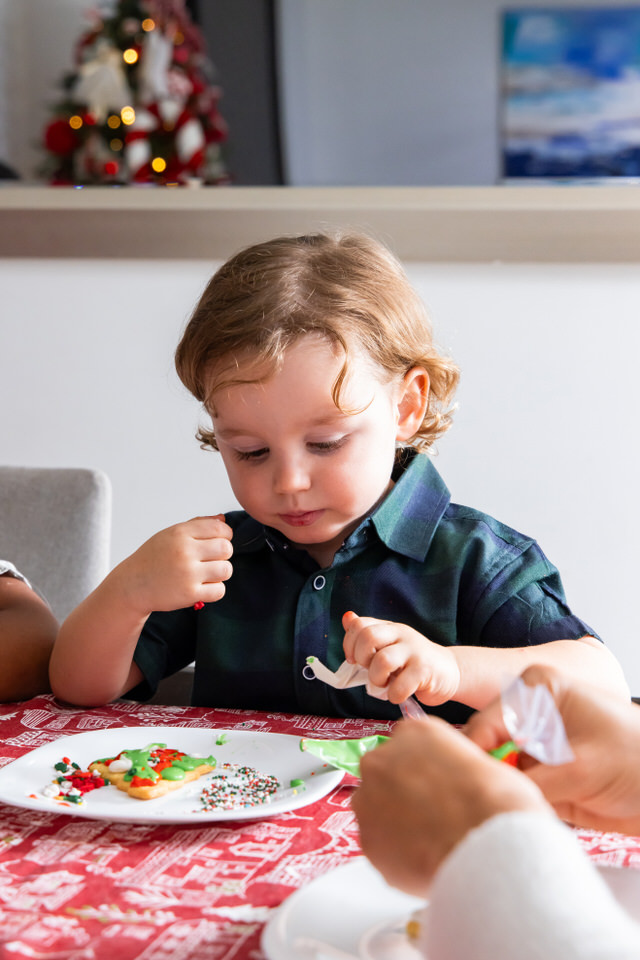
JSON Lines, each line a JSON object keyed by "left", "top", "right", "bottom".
{"left": 210, "top": 335, "right": 424, "bottom": 568}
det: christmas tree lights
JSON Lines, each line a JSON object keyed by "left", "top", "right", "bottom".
{"left": 41, "top": 0, "right": 229, "bottom": 186}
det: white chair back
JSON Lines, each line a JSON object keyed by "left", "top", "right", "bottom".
{"left": 0, "top": 466, "right": 111, "bottom": 621}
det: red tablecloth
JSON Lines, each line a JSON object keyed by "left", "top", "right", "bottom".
{"left": 0, "top": 695, "right": 637, "bottom": 959}
{"left": 0, "top": 695, "right": 394, "bottom": 959}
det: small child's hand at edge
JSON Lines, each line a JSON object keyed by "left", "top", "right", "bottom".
{"left": 342, "top": 610, "right": 460, "bottom": 706}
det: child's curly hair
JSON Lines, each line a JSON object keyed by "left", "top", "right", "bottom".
{"left": 175, "top": 231, "right": 460, "bottom": 452}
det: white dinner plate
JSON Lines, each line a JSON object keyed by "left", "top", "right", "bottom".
{"left": 0, "top": 726, "right": 344, "bottom": 824}
{"left": 261, "top": 856, "right": 640, "bottom": 960}
{"left": 261, "top": 858, "right": 426, "bottom": 960}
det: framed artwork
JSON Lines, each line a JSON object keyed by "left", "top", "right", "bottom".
{"left": 501, "top": 7, "right": 640, "bottom": 180}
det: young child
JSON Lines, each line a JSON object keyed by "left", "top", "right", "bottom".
{"left": 0, "top": 560, "right": 56, "bottom": 700}
{"left": 50, "top": 232, "right": 629, "bottom": 718}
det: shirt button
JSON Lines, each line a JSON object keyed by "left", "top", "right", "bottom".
{"left": 313, "top": 575, "right": 326, "bottom": 590}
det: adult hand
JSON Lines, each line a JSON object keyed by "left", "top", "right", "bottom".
{"left": 351, "top": 715, "right": 549, "bottom": 899}
{"left": 465, "top": 664, "right": 640, "bottom": 835}
{"left": 342, "top": 611, "right": 460, "bottom": 705}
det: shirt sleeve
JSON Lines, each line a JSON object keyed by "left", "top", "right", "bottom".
{"left": 422, "top": 811, "right": 640, "bottom": 960}
{"left": 130, "top": 607, "right": 197, "bottom": 700}
{"left": 467, "top": 541, "right": 599, "bottom": 647}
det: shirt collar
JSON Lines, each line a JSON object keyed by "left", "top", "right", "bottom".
{"left": 238, "top": 448, "right": 451, "bottom": 566}
{"left": 370, "top": 448, "right": 451, "bottom": 561}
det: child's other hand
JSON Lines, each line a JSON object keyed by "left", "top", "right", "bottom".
{"left": 118, "top": 515, "right": 233, "bottom": 616}
{"left": 342, "top": 611, "right": 460, "bottom": 706}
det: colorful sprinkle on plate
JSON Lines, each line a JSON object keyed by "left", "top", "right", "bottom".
{"left": 42, "top": 758, "right": 108, "bottom": 805}
{"left": 198, "top": 763, "right": 280, "bottom": 811}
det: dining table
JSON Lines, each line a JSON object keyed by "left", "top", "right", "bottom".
{"left": 0, "top": 694, "right": 638, "bottom": 960}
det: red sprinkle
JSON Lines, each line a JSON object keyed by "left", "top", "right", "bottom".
{"left": 194, "top": 601, "right": 205, "bottom": 611}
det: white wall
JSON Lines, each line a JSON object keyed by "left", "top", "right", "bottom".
{"left": 1, "top": 257, "right": 237, "bottom": 556}
{"left": 2, "top": 257, "right": 640, "bottom": 691}
{"left": 413, "top": 263, "right": 640, "bottom": 692}
{"left": 277, "top": 0, "right": 640, "bottom": 186}
{"left": 0, "top": 0, "right": 94, "bottom": 179}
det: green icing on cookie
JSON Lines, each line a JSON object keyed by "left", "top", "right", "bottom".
{"left": 98, "top": 744, "right": 216, "bottom": 783}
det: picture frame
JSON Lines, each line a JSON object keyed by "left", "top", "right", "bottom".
{"left": 501, "top": 7, "right": 640, "bottom": 180}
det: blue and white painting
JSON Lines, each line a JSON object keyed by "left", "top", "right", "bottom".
{"left": 501, "top": 8, "right": 640, "bottom": 179}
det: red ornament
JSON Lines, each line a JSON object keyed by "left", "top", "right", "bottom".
{"left": 104, "top": 160, "right": 119, "bottom": 176}
{"left": 44, "top": 119, "right": 78, "bottom": 156}
{"left": 204, "top": 109, "right": 227, "bottom": 144}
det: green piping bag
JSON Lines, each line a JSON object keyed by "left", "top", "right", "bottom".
{"left": 300, "top": 734, "right": 389, "bottom": 777}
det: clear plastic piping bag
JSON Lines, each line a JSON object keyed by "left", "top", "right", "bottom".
{"left": 500, "top": 675, "right": 575, "bottom": 765}
{"left": 304, "top": 656, "right": 425, "bottom": 719}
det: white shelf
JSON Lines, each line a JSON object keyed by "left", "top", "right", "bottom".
{"left": 1, "top": 185, "right": 640, "bottom": 261}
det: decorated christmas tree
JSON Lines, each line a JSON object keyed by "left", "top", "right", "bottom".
{"left": 42, "top": 0, "right": 229, "bottom": 185}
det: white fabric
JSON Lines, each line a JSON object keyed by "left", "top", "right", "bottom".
{"left": 0, "top": 559, "right": 30, "bottom": 589}
{"left": 423, "top": 811, "right": 640, "bottom": 960}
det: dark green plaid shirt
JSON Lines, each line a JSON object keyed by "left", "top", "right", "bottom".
{"left": 133, "top": 449, "right": 597, "bottom": 722}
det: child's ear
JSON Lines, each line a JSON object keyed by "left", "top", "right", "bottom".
{"left": 396, "top": 367, "right": 429, "bottom": 442}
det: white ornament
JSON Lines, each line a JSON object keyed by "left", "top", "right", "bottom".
{"left": 138, "top": 28, "right": 173, "bottom": 104}
{"left": 125, "top": 139, "right": 151, "bottom": 178}
{"left": 176, "top": 116, "right": 205, "bottom": 163}
{"left": 72, "top": 39, "right": 131, "bottom": 121}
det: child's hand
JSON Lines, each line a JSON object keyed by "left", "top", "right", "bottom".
{"left": 342, "top": 611, "right": 460, "bottom": 706}
{"left": 118, "top": 515, "right": 233, "bottom": 616}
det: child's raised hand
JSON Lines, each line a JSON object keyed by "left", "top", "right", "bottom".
{"left": 118, "top": 514, "right": 233, "bottom": 616}
{"left": 342, "top": 611, "right": 460, "bottom": 706}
